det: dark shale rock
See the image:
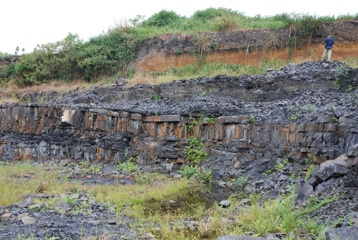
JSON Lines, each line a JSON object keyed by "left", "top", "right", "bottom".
{"left": 325, "top": 226, "right": 358, "bottom": 240}
{"left": 296, "top": 181, "right": 313, "bottom": 201}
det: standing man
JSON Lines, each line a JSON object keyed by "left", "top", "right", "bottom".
{"left": 321, "top": 35, "right": 334, "bottom": 62}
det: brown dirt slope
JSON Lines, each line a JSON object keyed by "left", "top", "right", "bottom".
{"left": 134, "top": 20, "right": 358, "bottom": 72}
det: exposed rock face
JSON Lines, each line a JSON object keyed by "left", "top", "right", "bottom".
{"left": 0, "top": 61, "right": 357, "bottom": 172}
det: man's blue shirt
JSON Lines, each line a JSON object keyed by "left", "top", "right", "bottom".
{"left": 324, "top": 38, "right": 334, "bottom": 49}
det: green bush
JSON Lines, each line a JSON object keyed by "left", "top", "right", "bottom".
{"left": 141, "top": 10, "right": 182, "bottom": 27}
{"left": 212, "top": 15, "right": 240, "bottom": 32}
{"left": 273, "top": 13, "right": 294, "bottom": 26}
{"left": 75, "top": 31, "right": 137, "bottom": 81}
{"left": 6, "top": 31, "right": 137, "bottom": 85}
{"left": 179, "top": 165, "right": 200, "bottom": 178}
{"left": 15, "top": 50, "right": 52, "bottom": 86}
{"left": 117, "top": 161, "right": 137, "bottom": 172}
{"left": 192, "top": 8, "right": 237, "bottom": 21}
{"left": 183, "top": 137, "right": 208, "bottom": 166}
{"left": 179, "top": 165, "right": 212, "bottom": 183}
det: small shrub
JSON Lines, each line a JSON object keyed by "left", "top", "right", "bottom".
{"left": 141, "top": 10, "right": 182, "bottom": 27}
{"left": 195, "top": 34, "right": 211, "bottom": 61}
{"left": 192, "top": 8, "right": 237, "bottom": 21}
{"left": 305, "top": 165, "right": 316, "bottom": 180}
{"left": 288, "top": 113, "right": 300, "bottom": 122}
{"left": 336, "top": 64, "right": 350, "bottom": 78}
{"left": 196, "top": 169, "right": 212, "bottom": 184}
{"left": 203, "top": 115, "right": 215, "bottom": 124}
{"left": 301, "top": 104, "right": 316, "bottom": 113}
{"left": 39, "top": 96, "right": 45, "bottom": 104}
{"left": 276, "top": 159, "right": 289, "bottom": 172}
{"left": 231, "top": 176, "right": 248, "bottom": 188}
{"left": 152, "top": 93, "right": 162, "bottom": 100}
{"left": 61, "top": 194, "right": 78, "bottom": 207}
{"left": 187, "top": 123, "right": 195, "bottom": 134}
{"left": 117, "top": 161, "right": 137, "bottom": 172}
{"left": 179, "top": 165, "right": 200, "bottom": 178}
{"left": 213, "top": 15, "right": 240, "bottom": 32}
{"left": 334, "top": 77, "right": 341, "bottom": 90}
{"left": 183, "top": 137, "right": 208, "bottom": 166}
{"left": 348, "top": 84, "right": 353, "bottom": 92}
{"left": 304, "top": 157, "right": 313, "bottom": 164}
{"left": 247, "top": 115, "right": 256, "bottom": 123}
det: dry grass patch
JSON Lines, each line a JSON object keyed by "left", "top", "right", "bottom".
{"left": 0, "top": 79, "right": 93, "bottom": 104}
{"left": 0, "top": 161, "right": 81, "bottom": 206}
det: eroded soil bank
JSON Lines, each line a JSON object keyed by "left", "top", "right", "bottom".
{"left": 135, "top": 20, "right": 358, "bottom": 72}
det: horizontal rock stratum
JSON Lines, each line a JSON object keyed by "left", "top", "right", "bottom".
{"left": 0, "top": 61, "right": 357, "bottom": 169}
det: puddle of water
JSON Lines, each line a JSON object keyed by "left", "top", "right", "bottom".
{"left": 142, "top": 182, "right": 233, "bottom": 216}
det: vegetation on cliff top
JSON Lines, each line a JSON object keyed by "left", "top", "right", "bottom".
{"left": 0, "top": 8, "right": 357, "bottom": 88}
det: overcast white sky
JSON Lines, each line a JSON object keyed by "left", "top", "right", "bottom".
{"left": 1, "top": 0, "right": 356, "bottom": 54}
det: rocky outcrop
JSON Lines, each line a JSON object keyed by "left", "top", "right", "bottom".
{"left": 0, "top": 62, "right": 357, "bottom": 170}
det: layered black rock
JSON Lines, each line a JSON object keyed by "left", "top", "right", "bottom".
{"left": 0, "top": 60, "right": 358, "bottom": 239}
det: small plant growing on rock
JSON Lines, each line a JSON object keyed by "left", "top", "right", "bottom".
{"left": 187, "top": 123, "right": 195, "bottom": 134}
{"left": 231, "top": 176, "right": 248, "bottom": 189}
{"left": 263, "top": 168, "right": 274, "bottom": 176}
{"left": 187, "top": 114, "right": 201, "bottom": 134}
{"left": 301, "top": 104, "right": 316, "bottom": 113}
{"left": 288, "top": 113, "right": 300, "bottom": 122}
{"left": 175, "top": 49, "right": 183, "bottom": 55}
{"left": 117, "top": 157, "right": 137, "bottom": 172}
{"left": 275, "top": 158, "right": 289, "bottom": 172}
{"left": 78, "top": 161, "right": 102, "bottom": 175}
{"left": 179, "top": 165, "right": 212, "bottom": 183}
{"left": 61, "top": 194, "right": 78, "bottom": 207}
{"left": 203, "top": 115, "right": 215, "bottom": 125}
{"left": 304, "top": 157, "right": 313, "bottom": 164}
{"left": 247, "top": 114, "right": 256, "bottom": 123}
{"left": 39, "top": 96, "right": 46, "bottom": 104}
{"left": 179, "top": 165, "right": 199, "bottom": 178}
{"left": 183, "top": 137, "right": 208, "bottom": 166}
{"left": 305, "top": 164, "right": 316, "bottom": 181}
{"left": 336, "top": 64, "right": 350, "bottom": 79}
{"left": 196, "top": 169, "right": 212, "bottom": 184}
{"left": 334, "top": 77, "right": 342, "bottom": 90}
{"left": 348, "top": 84, "right": 353, "bottom": 92}
{"left": 152, "top": 93, "right": 162, "bottom": 100}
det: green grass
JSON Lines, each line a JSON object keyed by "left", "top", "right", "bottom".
{"left": 143, "top": 59, "right": 286, "bottom": 85}
{"left": 204, "top": 192, "right": 336, "bottom": 239}
{"left": 0, "top": 161, "right": 74, "bottom": 206}
{"left": 130, "top": 10, "right": 353, "bottom": 38}
{"left": 0, "top": 161, "right": 340, "bottom": 239}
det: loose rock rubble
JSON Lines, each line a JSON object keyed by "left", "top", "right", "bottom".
{"left": 1, "top": 191, "right": 138, "bottom": 240}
